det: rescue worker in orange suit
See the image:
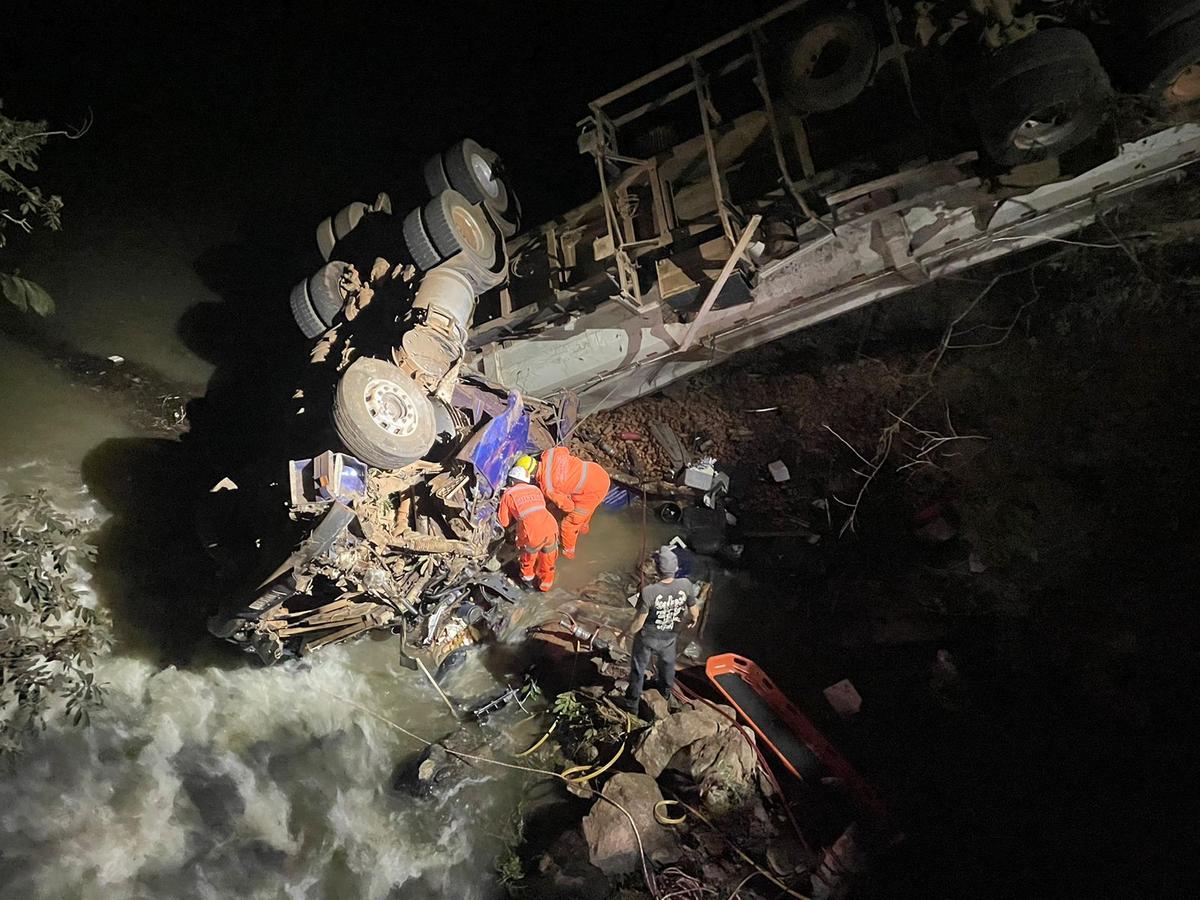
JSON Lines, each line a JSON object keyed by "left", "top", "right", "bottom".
{"left": 496, "top": 463, "right": 558, "bottom": 592}
{"left": 527, "top": 447, "right": 611, "bottom": 559}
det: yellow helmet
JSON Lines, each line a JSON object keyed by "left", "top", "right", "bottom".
{"left": 515, "top": 454, "right": 537, "bottom": 476}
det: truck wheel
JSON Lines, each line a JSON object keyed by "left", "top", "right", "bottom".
{"left": 333, "top": 201, "right": 368, "bottom": 244}
{"left": 424, "top": 151, "right": 452, "bottom": 196}
{"left": 970, "top": 29, "right": 1112, "bottom": 168}
{"left": 441, "top": 140, "right": 519, "bottom": 236}
{"left": 442, "top": 139, "right": 499, "bottom": 205}
{"left": 333, "top": 356, "right": 436, "bottom": 468}
{"left": 423, "top": 189, "right": 497, "bottom": 272}
{"left": 308, "top": 261, "right": 348, "bottom": 326}
{"left": 781, "top": 13, "right": 878, "bottom": 113}
{"left": 289, "top": 279, "right": 326, "bottom": 339}
{"left": 315, "top": 216, "right": 337, "bottom": 262}
{"left": 403, "top": 206, "right": 443, "bottom": 272}
{"left": 1142, "top": 15, "right": 1200, "bottom": 106}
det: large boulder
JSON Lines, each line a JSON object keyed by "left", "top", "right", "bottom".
{"left": 671, "top": 727, "right": 758, "bottom": 816}
{"left": 581, "top": 772, "right": 681, "bottom": 875}
{"left": 633, "top": 708, "right": 721, "bottom": 777}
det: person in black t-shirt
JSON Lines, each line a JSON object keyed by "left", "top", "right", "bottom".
{"left": 617, "top": 546, "right": 699, "bottom": 713}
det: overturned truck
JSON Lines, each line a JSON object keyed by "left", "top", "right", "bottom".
{"left": 212, "top": 0, "right": 1200, "bottom": 663}
{"left": 209, "top": 148, "right": 556, "bottom": 663}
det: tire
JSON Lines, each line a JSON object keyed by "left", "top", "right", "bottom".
{"left": 781, "top": 13, "right": 878, "bottom": 113}
{"left": 403, "top": 206, "right": 443, "bottom": 272}
{"left": 289, "top": 279, "right": 326, "bottom": 339}
{"left": 442, "top": 140, "right": 519, "bottom": 234}
{"left": 308, "top": 261, "right": 348, "bottom": 326}
{"left": 315, "top": 216, "right": 337, "bottom": 262}
{"left": 1141, "top": 15, "right": 1200, "bottom": 106}
{"left": 971, "top": 29, "right": 1112, "bottom": 168}
{"left": 423, "top": 152, "right": 452, "bottom": 196}
{"left": 442, "top": 139, "right": 500, "bottom": 205}
{"left": 332, "top": 356, "right": 436, "bottom": 468}
{"left": 333, "top": 201, "right": 368, "bottom": 244}
{"left": 423, "top": 189, "right": 497, "bottom": 271}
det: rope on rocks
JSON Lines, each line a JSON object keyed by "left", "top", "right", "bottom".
{"left": 318, "top": 687, "right": 661, "bottom": 898}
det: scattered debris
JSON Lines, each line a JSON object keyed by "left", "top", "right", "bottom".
{"left": 823, "top": 679, "right": 863, "bottom": 718}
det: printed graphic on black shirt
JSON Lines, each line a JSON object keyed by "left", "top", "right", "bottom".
{"left": 639, "top": 578, "right": 695, "bottom": 635}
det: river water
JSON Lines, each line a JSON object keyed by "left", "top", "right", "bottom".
{"left": 0, "top": 213, "right": 657, "bottom": 898}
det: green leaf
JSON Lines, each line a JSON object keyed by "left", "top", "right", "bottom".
{"left": 1, "top": 272, "right": 27, "bottom": 311}
{"left": 0, "top": 272, "right": 54, "bottom": 315}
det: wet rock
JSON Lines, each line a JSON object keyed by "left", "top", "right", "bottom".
{"left": 634, "top": 708, "right": 721, "bottom": 778}
{"left": 689, "top": 700, "right": 738, "bottom": 730}
{"left": 392, "top": 741, "right": 468, "bottom": 797}
{"left": 582, "top": 772, "right": 681, "bottom": 875}
{"left": 526, "top": 830, "right": 613, "bottom": 900}
{"left": 671, "top": 728, "right": 758, "bottom": 816}
{"left": 641, "top": 688, "right": 670, "bottom": 721}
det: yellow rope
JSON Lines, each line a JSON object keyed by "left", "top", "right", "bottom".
{"left": 515, "top": 719, "right": 558, "bottom": 757}
{"left": 561, "top": 740, "right": 625, "bottom": 783}
{"left": 653, "top": 799, "right": 687, "bottom": 826}
{"left": 314, "top": 688, "right": 659, "bottom": 895}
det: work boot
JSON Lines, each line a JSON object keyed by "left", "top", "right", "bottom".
{"left": 615, "top": 695, "right": 639, "bottom": 714}
{"left": 561, "top": 547, "right": 576, "bottom": 560}
{"left": 519, "top": 576, "right": 536, "bottom": 593}
{"left": 538, "top": 578, "right": 554, "bottom": 592}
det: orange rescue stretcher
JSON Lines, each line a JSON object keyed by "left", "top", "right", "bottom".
{"left": 705, "top": 653, "right": 889, "bottom": 828}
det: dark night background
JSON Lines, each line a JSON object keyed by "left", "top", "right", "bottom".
{"left": 4, "top": 2, "right": 765, "bottom": 251}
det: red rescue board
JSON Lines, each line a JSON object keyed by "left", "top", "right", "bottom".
{"left": 705, "top": 653, "right": 888, "bottom": 826}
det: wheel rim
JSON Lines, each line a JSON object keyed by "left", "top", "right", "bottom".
{"left": 364, "top": 379, "right": 420, "bottom": 437}
{"left": 1165, "top": 62, "right": 1200, "bottom": 104}
{"left": 1012, "top": 104, "right": 1077, "bottom": 151}
{"left": 470, "top": 152, "right": 501, "bottom": 200}
{"left": 451, "top": 204, "right": 487, "bottom": 254}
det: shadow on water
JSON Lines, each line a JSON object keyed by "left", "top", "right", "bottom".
{"left": 78, "top": 226, "right": 321, "bottom": 664}
{"left": 74, "top": 174, "right": 433, "bottom": 664}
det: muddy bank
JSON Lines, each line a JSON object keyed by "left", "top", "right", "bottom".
{"left": 0, "top": 308, "right": 195, "bottom": 438}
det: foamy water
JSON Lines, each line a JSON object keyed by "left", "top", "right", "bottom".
{"left": 0, "top": 464, "right": 548, "bottom": 899}
{"left": 0, "top": 644, "right": 539, "bottom": 899}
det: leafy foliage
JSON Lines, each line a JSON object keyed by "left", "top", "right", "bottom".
{"left": 550, "top": 690, "right": 630, "bottom": 763}
{"left": 1, "top": 98, "right": 74, "bottom": 317}
{"left": 0, "top": 490, "right": 110, "bottom": 756}
{"left": 0, "top": 272, "right": 54, "bottom": 316}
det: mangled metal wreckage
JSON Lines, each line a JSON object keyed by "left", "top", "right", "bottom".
{"left": 209, "top": 147, "right": 558, "bottom": 664}
{"left": 210, "top": 377, "right": 574, "bottom": 666}
{"left": 213, "top": 0, "right": 1200, "bottom": 664}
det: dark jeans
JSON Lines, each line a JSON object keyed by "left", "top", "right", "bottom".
{"left": 626, "top": 630, "right": 678, "bottom": 703}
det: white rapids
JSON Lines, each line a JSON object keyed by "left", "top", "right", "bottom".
{"left": 0, "top": 464, "right": 538, "bottom": 900}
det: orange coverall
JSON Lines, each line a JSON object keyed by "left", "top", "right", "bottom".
{"left": 496, "top": 482, "right": 558, "bottom": 590}
{"left": 536, "top": 447, "right": 611, "bottom": 557}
